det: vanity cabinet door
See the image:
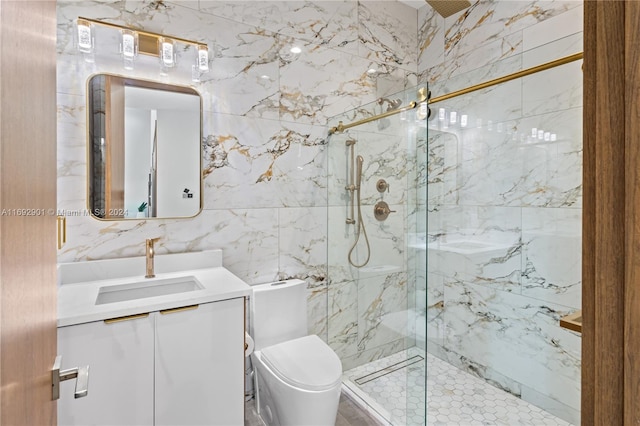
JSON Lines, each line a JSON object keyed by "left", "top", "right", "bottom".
{"left": 154, "top": 298, "right": 245, "bottom": 426}
{"left": 57, "top": 314, "right": 155, "bottom": 426}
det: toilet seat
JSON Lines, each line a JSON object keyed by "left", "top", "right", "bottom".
{"left": 260, "top": 335, "right": 342, "bottom": 392}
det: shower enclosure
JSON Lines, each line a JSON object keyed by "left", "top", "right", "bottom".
{"left": 326, "top": 85, "right": 429, "bottom": 425}
{"left": 326, "top": 34, "right": 582, "bottom": 426}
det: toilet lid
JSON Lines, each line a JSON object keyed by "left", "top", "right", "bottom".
{"left": 261, "top": 335, "right": 343, "bottom": 391}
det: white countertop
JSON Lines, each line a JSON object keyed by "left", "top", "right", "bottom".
{"left": 57, "top": 250, "right": 251, "bottom": 327}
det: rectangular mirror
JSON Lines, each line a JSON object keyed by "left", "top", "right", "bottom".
{"left": 87, "top": 74, "right": 202, "bottom": 220}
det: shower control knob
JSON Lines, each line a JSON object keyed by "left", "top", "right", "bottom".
{"left": 374, "top": 201, "right": 396, "bottom": 221}
{"left": 376, "top": 179, "right": 390, "bottom": 193}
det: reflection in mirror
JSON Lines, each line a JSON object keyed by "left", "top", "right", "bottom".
{"left": 87, "top": 74, "right": 202, "bottom": 220}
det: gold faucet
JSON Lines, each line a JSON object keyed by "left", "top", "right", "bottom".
{"left": 145, "top": 238, "right": 160, "bottom": 278}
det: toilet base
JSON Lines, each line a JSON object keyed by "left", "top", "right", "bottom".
{"left": 252, "top": 352, "right": 341, "bottom": 426}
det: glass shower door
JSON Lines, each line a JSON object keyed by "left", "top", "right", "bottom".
{"left": 325, "top": 85, "right": 429, "bottom": 426}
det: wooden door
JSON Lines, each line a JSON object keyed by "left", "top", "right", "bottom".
{"left": 583, "top": 1, "right": 640, "bottom": 424}
{"left": 0, "top": 1, "right": 58, "bottom": 425}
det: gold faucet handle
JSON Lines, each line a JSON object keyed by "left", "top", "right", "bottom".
{"left": 146, "top": 237, "right": 161, "bottom": 245}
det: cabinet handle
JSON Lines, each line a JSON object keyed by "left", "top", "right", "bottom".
{"left": 160, "top": 305, "right": 199, "bottom": 315}
{"left": 104, "top": 312, "right": 149, "bottom": 324}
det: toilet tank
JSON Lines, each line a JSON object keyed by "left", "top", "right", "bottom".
{"left": 250, "top": 279, "right": 308, "bottom": 350}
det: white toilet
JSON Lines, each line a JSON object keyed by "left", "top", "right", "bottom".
{"left": 250, "top": 279, "right": 342, "bottom": 426}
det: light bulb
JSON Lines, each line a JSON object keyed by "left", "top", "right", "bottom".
{"left": 76, "top": 19, "right": 93, "bottom": 53}
{"left": 120, "top": 29, "right": 138, "bottom": 70}
{"left": 197, "top": 45, "right": 209, "bottom": 72}
{"left": 121, "top": 30, "right": 137, "bottom": 58}
{"left": 159, "top": 38, "right": 175, "bottom": 67}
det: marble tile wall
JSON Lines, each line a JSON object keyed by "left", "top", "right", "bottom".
{"left": 418, "top": 1, "right": 583, "bottom": 424}
{"left": 56, "top": 1, "right": 419, "bottom": 344}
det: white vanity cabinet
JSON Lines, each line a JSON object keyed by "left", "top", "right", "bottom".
{"left": 58, "top": 313, "right": 155, "bottom": 426}
{"left": 58, "top": 298, "right": 245, "bottom": 426}
{"left": 155, "top": 298, "right": 245, "bottom": 426}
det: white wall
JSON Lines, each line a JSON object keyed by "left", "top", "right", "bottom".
{"left": 156, "top": 108, "right": 200, "bottom": 217}
{"left": 124, "top": 107, "right": 151, "bottom": 217}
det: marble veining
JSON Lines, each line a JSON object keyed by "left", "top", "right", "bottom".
{"left": 358, "top": 1, "right": 418, "bottom": 71}
{"left": 419, "top": 3, "right": 583, "bottom": 422}
{"left": 443, "top": 281, "right": 581, "bottom": 411}
{"left": 444, "top": 1, "right": 578, "bottom": 60}
{"left": 418, "top": 5, "right": 444, "bottom": 74}
{"left": 198, "top": 1, "right": 359, "bottom": 55}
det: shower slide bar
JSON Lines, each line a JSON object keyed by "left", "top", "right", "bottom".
{"left": 345, "top": 138, "right": 357, "bottom": 225}
{"left": 344, "top": 137, "right": 371, "bottom": 268}
{"left": 328, "top": 52, "right": 583, "bottom": 135}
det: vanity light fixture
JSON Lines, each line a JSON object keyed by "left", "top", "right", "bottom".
{"left": 120, "top": 29, "right": 138, "bottom": 70}
{"left": 159, "top": 37, "right": 175, "bottom": 75}
{"left": 76, "top": 19, "right": 94, "bottom": 53}
{"left": 197, "top": 44, "right": 209, "bottom": 72}
{"left": 191, "top": 44, "right": 209, "bottom": 82}
{"left": 75, "top": 17, "right": 210, "bottom": 82}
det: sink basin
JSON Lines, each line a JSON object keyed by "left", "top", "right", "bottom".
{"left": 95, "top": 276, "right": 204, "bottom": 305}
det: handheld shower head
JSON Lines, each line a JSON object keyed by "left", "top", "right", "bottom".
{"left": 355, "top": 155, "right": 364, "bottom": 189}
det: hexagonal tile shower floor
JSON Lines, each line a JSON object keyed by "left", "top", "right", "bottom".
{"left": 343, "top": 348, "right": 573, "bottom": 426}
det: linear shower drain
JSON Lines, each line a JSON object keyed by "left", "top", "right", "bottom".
{"left": 354, "top": 355, "right": 424, "bottom": 385}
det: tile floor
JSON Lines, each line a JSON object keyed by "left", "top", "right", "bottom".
{"left": 343, "top": 348, "right": 573, "bottom": 426}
